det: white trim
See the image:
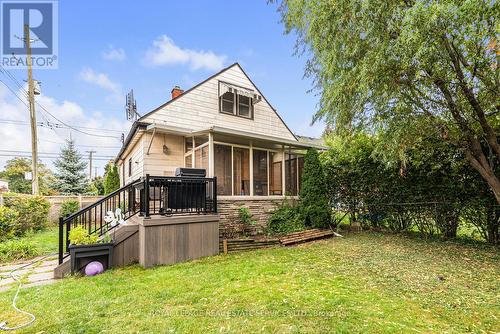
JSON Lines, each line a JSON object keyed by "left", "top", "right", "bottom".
{"left": 208, "top": 132, "right": 214, "bottom": 178}
{"left": 266, "top": 150, "right": 270, "bottom": 196}
{"left": 231, "top": 146, "right": 234, "bottom": 196}
{"left": 281, "top": 146, "right": 286, "bottom": 196}
{"left": 213, "top": 140, "right": 280, "bottom": 152}
{"left": 249, "top": 141, "right": 254, "bottom": 197}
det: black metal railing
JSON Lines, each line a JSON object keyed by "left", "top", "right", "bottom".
{"left": 58, "top": 175, "right": 217, "bottom": 264}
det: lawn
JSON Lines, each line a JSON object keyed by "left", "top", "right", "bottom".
{"left": 0, "top": 232, "right": 498, "bottom": 333}
{"left": 0, "top": 227, "right": 58, "bottom": 263}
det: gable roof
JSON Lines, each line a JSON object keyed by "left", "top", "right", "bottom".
{"left": 138, "top": 62, "right": 297, "bottom": 141}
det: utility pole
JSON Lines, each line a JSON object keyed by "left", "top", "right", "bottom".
{"left": 86, "top": 150, "right": 96, "bottom": 180}
{"left": 25, "top": 24, "right": 39, "bottom": 195}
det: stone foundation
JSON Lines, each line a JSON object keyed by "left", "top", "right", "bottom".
{"left": 218, "top": 197, "right": 298, "bottom": 237}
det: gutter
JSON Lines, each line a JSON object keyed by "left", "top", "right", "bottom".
{"left": 114, "top": 121, "right": 149, "bottom": 164}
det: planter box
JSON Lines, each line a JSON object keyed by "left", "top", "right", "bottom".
{"left": 69, "top": 243, "right": 114, "bottom": 275}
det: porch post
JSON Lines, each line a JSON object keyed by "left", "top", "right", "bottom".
{"left": 281, "top": 145, "right": 286, "bottom": 196}
{"left": 208, "top": 132, "right": 214, "bottom": 178}
{"left": 249, "top": 141, "right": 254, "bottom": 196}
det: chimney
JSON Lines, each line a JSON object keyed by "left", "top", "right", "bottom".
{"left": 171, "top": 85, "right": 184, "bottom": 99}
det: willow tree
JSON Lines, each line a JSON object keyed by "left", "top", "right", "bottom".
{"left": 275, "top": 0, "right": 500, "bottom": 202}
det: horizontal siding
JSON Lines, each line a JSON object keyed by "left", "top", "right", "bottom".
{"left": 142, "top": 65, "right": 296, "bottom": 141}
{"left": 120, "top": 135, "right": 144, "bottom": 185}
{"left": 143, "top": 133, "right": 184, "bottom": 176}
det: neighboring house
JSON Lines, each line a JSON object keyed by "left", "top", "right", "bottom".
{"left": 0, "top": 179, "right": 9, "bottom": 193}
{"left": 115, "top": 63, "right": 324, "bottom": 232}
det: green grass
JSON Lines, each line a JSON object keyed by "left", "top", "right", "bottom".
{"left": 0, "top": 232, "right": 499, "bottom": 333}
{"left": 0, "top": 227, "right": 58, "bottom": 263}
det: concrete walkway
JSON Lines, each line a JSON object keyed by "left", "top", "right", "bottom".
{"left": 0, "top": 256, "right": 58, "bottom": 292}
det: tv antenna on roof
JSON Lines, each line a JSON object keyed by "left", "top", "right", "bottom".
{"left": 125, "top": 89, "right": 140, "bottom": 121}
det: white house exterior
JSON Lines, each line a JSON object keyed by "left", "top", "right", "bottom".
{"left": 115, "top": 63, "right": 324, "bottom": 233}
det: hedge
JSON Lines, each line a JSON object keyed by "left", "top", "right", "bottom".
{"left": 2, "top": 192, "right": 50, "bottom": 236}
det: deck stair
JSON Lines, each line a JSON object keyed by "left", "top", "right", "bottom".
{"left": 279, "top": 229, "right": 335, "bottom": 245}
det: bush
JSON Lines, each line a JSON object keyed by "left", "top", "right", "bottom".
{"left": 59, "top": 199, "right": 80, "bottom": 218}
{"left": 267, "top": 203, "right": 305, "bottom": 235}
{"left": 299, "top": 149, "right": 331, "bottom": 228}
{"left": 0, "top": 206, "right": 18, "bottom": 241}
{"left": 0, "top": 239, "right": 38, "bottom": 262}
{"left": 69, "top": 225, "right": 98, "bottom": 245}
{"left": 2, "top": 192, "right": 50, "bottom": 236}
{"left": 238, "top": 206, "right": 257, "bottom": 226}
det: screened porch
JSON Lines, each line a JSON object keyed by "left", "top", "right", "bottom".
{"left": 146, "top": 124, "right": 325, "bottom": 198}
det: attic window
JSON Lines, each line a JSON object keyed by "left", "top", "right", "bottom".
{"left": 219, "top": 81, "right": 260, "bottom": 119}
{"left": 237, "top": 95, "right": 251, "bottom": 117}
{"left": 220, "top": 91, "right": 235, "bottom": 114}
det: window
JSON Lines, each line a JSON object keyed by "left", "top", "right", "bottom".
{"left": 237, "top": 95, "right": 252, "bottom": 118}
{"left": 128, "top": 158, "right": 132, "bottom": 177}
{"left": 253, "top": 150, "right": 268, "bottom": 196}
{"left": 219, "top": 82, "right": 254, "bottom": 118}
{"left": 220, "top": 91, "right": 235, "bottom": 114}
{"left": 214, "top": 144, "right": 232, "bottom": 195}
{"left": 233, "top": 147, "right": 250, "bottom": 195}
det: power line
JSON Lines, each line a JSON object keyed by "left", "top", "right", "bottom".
{"left": 0, "top": 153, "right": 114, "bottom": 161}
{"left": 0, "top": 67, "right": 123, "bottom": 140}
{"left": 0, "top": 150, "right": 114, "bottom": 158}
{"left": 0, "top": 79, "right": 29, "bottom": 109}
{"left": 0, "top": 119, "right": 124, "bottom": 133}
{"left": 39, "top": 138, "right": 121, "bottom": 149}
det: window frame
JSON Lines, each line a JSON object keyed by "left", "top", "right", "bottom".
{"left": 128, "top": 158, "right": 132, "bottom": 177}
{"left": 218, "top": 81, "right": 254, "bottom": 120}
{"left": 219, "top": 90, "right": 235, "bottom": 115}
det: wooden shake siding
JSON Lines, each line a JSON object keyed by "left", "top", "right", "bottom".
{"left": 142, "top": 132, "right": 184, "bottom": 176}
{"left": 141, "top": 65, "right": 296, "bottom": 141}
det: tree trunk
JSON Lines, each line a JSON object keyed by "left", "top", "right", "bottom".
{"left": 465, "top": 147, "right": 500, "bottom": 204}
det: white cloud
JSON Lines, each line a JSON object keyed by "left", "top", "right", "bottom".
{"left": 79, "top": 67, "right": 120, "bottom": 94}
{"left": 102, "top": 47, "right": 126, "bottom": 61}
{"left": 144, "top": 35, "right": 226, "bottom": 71}
{"left": 0, "top": 84, "right": 130, "bottom": 176}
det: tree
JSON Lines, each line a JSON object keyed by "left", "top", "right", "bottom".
{"left": 0, "top": 157, "right": 56, "bottom": 195}
{"left": 52, "top": 139, "right": 88, "bottom": 194}
{"left": 104, "top": 163, "right": 120, "bottom": 195}
{"left": 299, "top": 148, "right": 331, "bottom": 228}
{"left": 276, "top": 0, "right": 500, "bottom": 202}
{"left": 88, "top": 176, "right": 105, "bottom": 195}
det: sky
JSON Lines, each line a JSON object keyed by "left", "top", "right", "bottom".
{"left": 0, "top": 0, "right": 325, "bottom": 177}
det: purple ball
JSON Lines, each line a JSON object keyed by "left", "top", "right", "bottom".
{"left": 85, "top": 261, "right": 104, "bottom": 276}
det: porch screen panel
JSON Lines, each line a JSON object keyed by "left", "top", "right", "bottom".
{"left": 195, "top": 146, "right": 209, "bottom": 172}
{"left": 297, "top": 156, "right": 304, "bottom": 193}
{"left": 214, "top": 144, "right": 232, "bottom": 195}
{"left": 269, "top": 152, "right": 282, "bottom": 195}
{"left": 185, "top": 154, "right": 192, "bottom": 168}
{"left": 233, "top": 147, "right": 250, "bottom": 195}
{"left": 285, "top": 154, "right": 298, "bottom": 196}
{"left": 253, "top": 149, "right": 268, "bottom": 196}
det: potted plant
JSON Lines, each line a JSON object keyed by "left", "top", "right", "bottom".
{"left": 68, "top": 225, "right": 114, "bottom": 275}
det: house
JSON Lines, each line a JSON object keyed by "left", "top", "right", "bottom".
{"left": 114, "top": 63, "right": 324, "bottom": 234}
{"left": 55, "top": 63, "right": 324, "bottom": 276}
{"left": 0, "top": 179, "right": 8, "bottom": 193}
